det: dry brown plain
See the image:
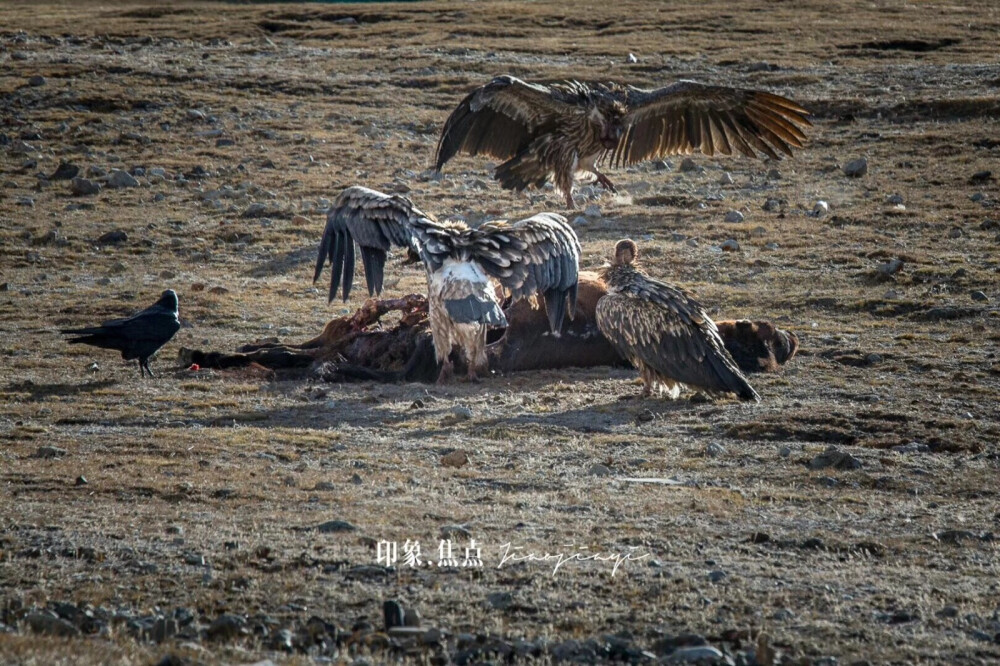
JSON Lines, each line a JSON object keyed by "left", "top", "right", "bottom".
{"left": 1, "top": 1, "right": 1000, "bottom": 664}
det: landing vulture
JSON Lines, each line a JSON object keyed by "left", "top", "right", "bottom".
{"left": 436, "top": 75, "right": 811, "bottom": 208}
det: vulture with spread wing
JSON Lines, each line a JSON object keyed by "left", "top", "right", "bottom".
{"left": 436, "top": 75, "right": 811, "bottom": 208}
{"left": 596, "top": 240, "right": 759, "bottom": 401}
{"left": 314, "top": 186, "right": 580, "bottom": 382}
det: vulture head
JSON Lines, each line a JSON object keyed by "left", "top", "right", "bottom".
{"left": 588, "top": 97, "right": 627, "bottom": 150}
{"left": 613, "top": 238, "right": 639, "bottom": 266}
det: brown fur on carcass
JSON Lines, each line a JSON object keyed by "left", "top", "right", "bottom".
{"left": 179, "top": 272, "right": 798, "bottom": 381}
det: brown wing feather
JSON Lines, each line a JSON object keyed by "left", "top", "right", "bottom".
{"left": 595, "top": 286, "right": 759, "bottom": 400}
{"left": 611, "top": 80, "right": 811, "bottom": 168}
{"left": 471, "top": 212, "right": 581, "bottom": 334}
{"left": 435, "top": 76, "right": 581, "bottom": 171}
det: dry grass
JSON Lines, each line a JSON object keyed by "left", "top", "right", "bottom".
{"left": 2, "top": 1, "right": 1000, "bottom": 664}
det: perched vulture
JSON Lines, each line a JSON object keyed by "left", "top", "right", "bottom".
{"left": 595, "top": 240, "right": 759, "bottom": 401}
{"left": 436, "top": 75, "right": 811, "bottom": 208}
{"left": 313, "top": 186, "right": 580, "bottom": 382}
{"left": 60, "top": 289, "right": 181, "bottom": 377}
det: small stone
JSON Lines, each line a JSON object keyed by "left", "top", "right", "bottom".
{"left": 679, "top": 157, "right": 699, "bottom": 173}
{"left": 588, "top": 463, "right": 612, "bottom": 477}
{"left": 34, "top": 446, "right": 67, "bottom": 459}
{"left": 809, "top": 446, "right": 863, "bottom": 470}
{"left": 762, "top": 198, "right": 782, "bottom": 212}
{"left": 883, "top": 289, "right": 900, "bottom": 299}
{"left": 96, "top": 230, "right": 128, "bottom": 245}
{"left": 778, "top": 445, "right": 792, "bottom": 458}
{"left": 383, "top": 600, "right": 404, "bottom": 631}
{"left": 626, "top": 53, "right": 638, "bottom": 64}
{"left": 584, "top": 203, "right": 601, "bottom": 218}
{"left": 572, "top": 216, "right": 589, "bottom": 227}
{"left": 28, "top": 75, "right": 46, "bottom": 87}
{"left": 969, "top": 170, "right": 993, "bottom": 183}
{"left": 666, "top": 646, "right": 725, "bottom": 663}
{"left": 75, "top": 475, "right": 88, "bottom": 486}
{"left": 886, "top": 193, "right": 904, "bottom": 205}
{"left": 107, "top": 170, "right": 139, "bottom": 188}
{"left": 970, "top": 290, "right": 989, "bottom": 302}
{"left": 486, "top": 591, "right": 514, "bottom": 610}
{"left": 724, "top": 210, "right": 744, "bottom": 223}
{"left": 812, "top": 200, "right": 830, "bottom": 217}
{"left": 843, "top": 157, "right": 868, "bottom": 177}
{"left": 316, "top": 520, "right": 357, "bottom": 533}
{"left": 720, "top": 239, "right": 740, "bottom": 252}
{"left": 707, "top": 570, "right": 727, "bottom": 583}
{"left": 705, "top": 442, "right": 726, "bottom": 457}
{"left": 892, "top": 442, "right": 929, "bottom": 454}
{"left": 243, "top": 203, "right": 268, "bottom": 218}
{"left": 70, "top": 177, "right": 101, "bottom": 196}
{"left": 441, "top": 450, "right": 469, "bottom": 468}
{"left": 313, "top": 481, "right": 336, "bottom": 491}
{"left": 17, "top": 196, "right": 34, "bottom": 207}
{"left": 186, "top": 109, "right": 206, "bottom": 121}
{"left": 764, "top": 242, "right": 779, "bottom": 250}
{"left": 948, "top": 227, "right": 963, "bottom": 239}
{"left": 877, "top": 258, "right": 904, "bottom": 277}
{"left": 936, "top": 605, "right": 959, "bottom": 619}
{"left": 49, "top": 162, "right": 79, "bottom": 181}
{"left": 403, "top": 608, "right": 421, "bottom": 627}
{"left": 206, "top": 614, "right": 245, "bottom": 640}
{"left": 718, "top": 172, "right": 734, "bottom": 185}
{"left": 26, "top": 613, "right": 79, "bottom": 637}
{"left": 971, "top": 192, "right": 986, "bottom": 202}
{"left": 350, "top": 473, "right": 363, "bottom": 485}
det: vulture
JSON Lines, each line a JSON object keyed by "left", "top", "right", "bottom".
{"left": 595, "top": 240, "right": 759, "bottom": 401}
{"left": 435, "top": 75, "right": 812, "bottom": 208}
{"left": 313, "top": 186, "right": 580, "bottom": 382}
{"left": 60, "top": 289, "right": 181, "bottom": 377}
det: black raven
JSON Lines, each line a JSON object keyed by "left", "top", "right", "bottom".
{"left": 60, "top": 289, "right": 181, "bottom": 377}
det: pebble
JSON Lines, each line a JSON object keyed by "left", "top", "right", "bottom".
{"left": 86, "top": 165, "right": 107, "bottom": 178}
{"left": 718, "top": 172, "right": 734, "bottom": 185}
{"left": 186, "top": 109, "right": 206, "bottom": 121}
{"left": 812, "top": 200, "right": 830, "bottom": 217}
{"left": 107, "top": 170, "right": 139, "bottom": 188}
{"left": 70, "top": 177, "right": 101, "bottom": 196}
{"left": 350, "top": 473, "right": 363, "bottom": 485}
{"left": 707, "top": 570, "right": 727, "bottom": 583}
{"left": 679, "top": 157, "right": 700, "bottom": 173}
{"left": 75, "top": 475, "right": 88, "bottom": 486}
{"left": 441, "top": 450, "right": 469, "bottom": 468}
{"left": 383, "top": 600, "right": 404, "bottom": 631}
{"left": 49, "top": 162, "right": 80, "bottom": 181}
{"left": 626, "top": 53, "right": 638, "bottom": 63}
{"left": 886, "top": 193, "right": 904, "bottom": 205}
{"left": 843, "top": 157, "right": 868, "bottom": 177}
{"left": 97, "top": 230, "right": 128, "bottom": 244}
{"left": 486, "top": 591, "right": 514, "bottom": 609}
{"left": 724, "top": 210, "right": 744, "bottom": 223}
{"left": 971, "top": 192, "right": 986, "bottom": 202}
{"left": 583, "top": 203, "right": 601, "bottom": 218}
{"left": 970, "top": 290, "right": 989, "bottom": 302}
{"left": 720, "top": 239, "right": 740, "bottom": 252}
{"left": 313, "top": 481, "right": 335, "bottom": 491}
{"left": 403, "top": 607, "right": 421, "bottom": 627}
{"left": 892, "top": 442, "right": 929, "bottom": 454}
{"left": 28, "top": 75, "right": 46, "bottom": 87}
{"left": 243, "top": 203, "right": 268, "bottom": 218}
{"left": 665, "top": 646, "right": 726, "bottom": 663}
{"left": 778, "top": 445, "right": 792, "bottom": 458}
{"left": 17, "top": 196, "right": 34, "bottom": 207}
{"left": 969, "top": 170, "right": 992, "bottom": 183}
{"left": 206, "top": 614, "right": 245, "bottom": 640}
{"left": 572, "top": 216, "right": 589, "bottom": 227}
{"left": 809, "top": 446, "right": 862, "bottom": 470}
{"left": 588, "top": 463, "right": 612, "bottom": 477}
{"left": 34, "top": 445, "right": 68, "bottom": 458}
{"left": 26, "top": 612, "right": 79, "bottom": 637}
{"left": 316, "top": 520, "right": 358, "bottom": 533}
{"left": 705, "top": 442, "right": 726, "bottom": 457}
{"left": 948, "top": 227, "right": 963, "bottom": 239}
{"left": 764, "top": 242, "right": 779, "bottom": 250}
{"left": 762, "top": 198, "right": 782, "bottom": 212}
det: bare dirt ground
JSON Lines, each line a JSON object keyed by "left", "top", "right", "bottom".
{"left": 2, "top": 1, "right": 1000, "bottom": 664}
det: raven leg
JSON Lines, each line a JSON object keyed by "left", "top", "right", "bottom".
{"left": 436, "top": 358, "right": 454, "bottom": 384}
{"left": 141, "top": 358, "right": 155, "bottom": 378}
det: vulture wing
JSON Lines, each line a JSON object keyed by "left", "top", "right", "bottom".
{"left": 314, "top": 186, "right": 456, "bottom": 302}
{"left": 610, "top": 80, "right": 811, "bottom": 168}
{"left": 435, "top": 75, "right": 582, "bottom": 171}
{"left": 595, "top": 279, "right": 759, "bottom": 401}
{"left": 470, "top": 212, "right": 581, "bottom": 334}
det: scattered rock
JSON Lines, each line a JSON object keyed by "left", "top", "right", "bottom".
{"left": 718, "top": 172, "right": 734, "bottom": 185}
{"left": 316, "top": 520, "right": 357, "bottom": 533}
{"left": 403, "top": 607, "right": 421, "bottom": 627}
{"left": 705, "top": 442, "right": 726, "bottom": 457}
{"left": 588, "top": 463, "right": 612, "bottom": 477}
{"left": 886, "top": 193, "right": 904, "bottom": 205}
{"left": 762, "top": 198, "right": 782, "bottom": 212}
{"left": 665, "top": 645, "right": 725, "bottom": 663}
{"left": 486, "top": 591, "right": 514, "bottom": 610}
{"left": 679, "top": 158, "right": 700, "bottom": 173}
{"left": 969, "top": 170, "right": 993, "bottom": 183}
{"left": 34, "top": 445, "right": 67, "bottom": 458}
{"left": 383, "top": 600, "right": 404, "bottom": 631}
{"left": 107, "top": 170, "right": 140, "bottom": 189}
{"left": 970, "top": 290, "right": 989, "bottom": 302}
{"left": 626, "top": 53, "right": 638, "bottom": 64}
{"left": 724, "top": 210, "right": 744, "bottom": 223}
{"left": 441, "top": 450, "right": 469, "bottom": 468}
{"left": 206, "top": 614, "right": 245, "bottom": 640}
{"left": 892, "top": 442, "right": 929, "bottom": 454}
{"left": 877, "top": 258, "right": 904, "bottom": 278}
{"left": 809, "top": 446, "right": 863, "bottom": 470}
{"left": 96, "top": 230, "right": 128, "bottom": 245}
{"left": 707, "top": 570, "right": 727, "bottom": 583}
{"left": 28, "top": 75, "right": 46, "bottom": 87}
{"left": 843, "top": 157, "right": 868, "bottom": 177}
{"left": 243, "top": 203, "right": 268, "bottom": 218}
{"left": 812, "top": 200, "right": 830, "bottom": 217}
{"left": 70, "top": 177, "right": 101, "bottom": 196}
{"left": 948, "top": 227, "right": 963, "bottom": 239}
{"left": 26, "top": 612, "right": 79, "bottom": 638}
{"left": 49, "top": 162, "right": 79, "bottom": 181}
{"left": 720, "top": 239, "right": 740, "bottom": 252}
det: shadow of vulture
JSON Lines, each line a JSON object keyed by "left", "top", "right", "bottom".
{"left": 178, "top": 273, "right": 798, "bottom": 383}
